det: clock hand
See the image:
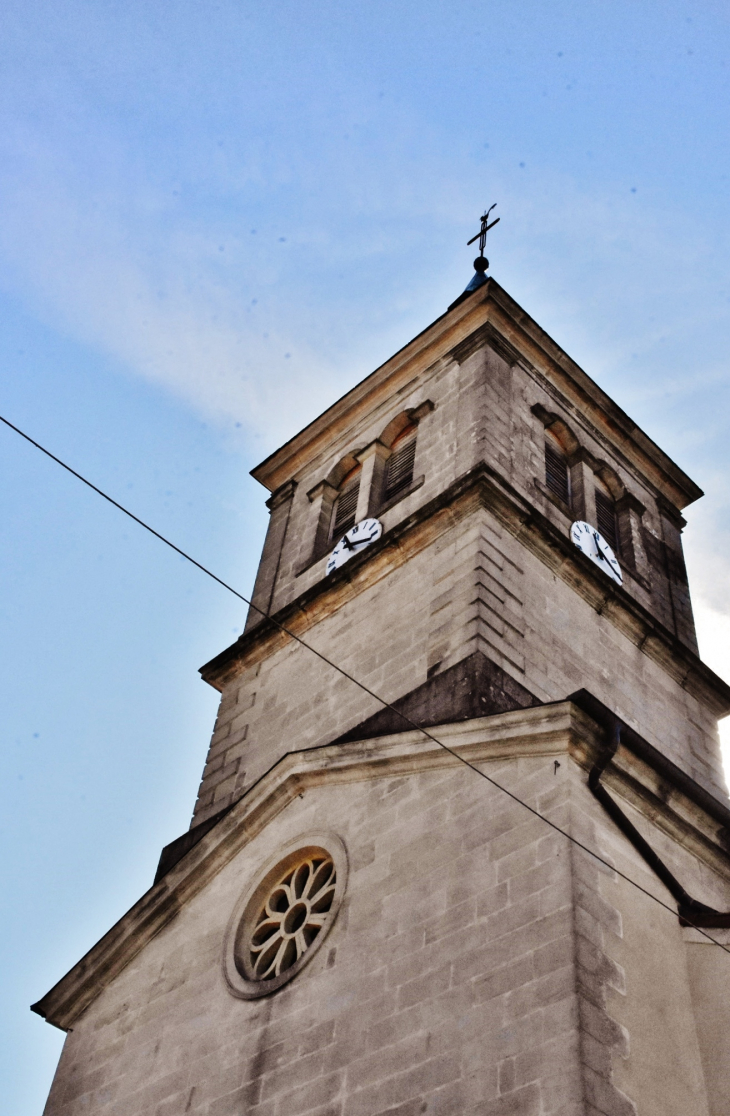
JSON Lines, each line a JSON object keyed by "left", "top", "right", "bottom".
{"left": 592, "top": 533, "right": 622, "bottom": 580}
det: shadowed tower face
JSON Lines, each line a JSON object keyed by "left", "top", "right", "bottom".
{"left": 35, "top": 262, "right": 730, "bottom": 1116}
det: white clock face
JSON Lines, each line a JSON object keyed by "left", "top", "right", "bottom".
{"left": 570, "top": 521, "right": 622, "bottom": 586}
{"left": 326, "top": 518, "right": 383, "bottom": 575}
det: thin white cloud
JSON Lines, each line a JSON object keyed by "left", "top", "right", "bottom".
{"left": 0, "top": 175, "right": 347, "bottom": 446}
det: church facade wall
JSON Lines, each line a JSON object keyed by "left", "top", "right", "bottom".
{"left": 684, "top": 932, "right": 730, "bottom": 1116}
{"left": 42, "top": 738, "right": 726, "bottom": 1116}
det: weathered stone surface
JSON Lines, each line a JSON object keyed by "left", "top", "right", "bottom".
{"left": 333, "top": 650, "right": 539, "bottom": 744}
{"left": 39, "top": 738, "right": 725, "bottom": 1116}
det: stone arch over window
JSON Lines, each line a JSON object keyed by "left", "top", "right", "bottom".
{"left": 374, "top": 401, "right": 433, "bottom": 512}
{"left": 301, "top": 400, "right": 433, "bottom": 574}
{"left": 544, "top": 417, "right": 579, "bottom": 459}
{"left": 379, "top": 410, "right": 417, "bottom": 449}
{"left": 531, "top": 405, "right": 580, "bottom": 512}
{"left": 304, "top": 449, "right": 364, "bottom": 565}
{"left": 324, "top": 451, "right": 362, "bottom": 492}
{"left": 593, "top": 462, "right": 624, "bottom": 502}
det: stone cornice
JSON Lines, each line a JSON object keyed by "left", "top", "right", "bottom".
{"left": 249, "top": 280, "right": 701, "bottom": 512}
{"left": 265, "top": 478, "right": 297, "bottom": 511}
{"left": 200, "top": 462, "right": 730, "bottom": 718}
{"left": 31, "top": 699, "right": 730, "bottom": 1032}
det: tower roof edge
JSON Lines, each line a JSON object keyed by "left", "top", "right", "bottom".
{"left": 250, "top": 279, "right": 702, "bottom": 511}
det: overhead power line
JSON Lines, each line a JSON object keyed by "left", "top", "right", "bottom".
{"left": 2, "top": 411, "right": 728, "bottom": 955}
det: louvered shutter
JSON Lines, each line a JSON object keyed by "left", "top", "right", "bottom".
{"left": 384, "top": 436, "right": 416, "bottom": 501}
{"left": 545, "top": 440, "right": 570, "bottom": 505}
{"left": 595, "top": 490, "right": 618, "bottom": 553}
{"left": 332, "top": 479, "right": 360, "bottom": 539}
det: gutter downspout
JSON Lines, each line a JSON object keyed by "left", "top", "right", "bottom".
{"left": 585, "top": 709, "right": 730, "bottom": 928}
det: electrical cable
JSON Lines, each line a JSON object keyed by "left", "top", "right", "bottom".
{"left": 2, "top": 410, "right": 729, "bottom": 955}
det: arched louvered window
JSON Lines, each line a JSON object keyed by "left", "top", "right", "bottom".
{"left": 595, "top": 480, "right": 618, "bottom": 554}
{"left": 384, "top": 424, "right": 417, "bottom": 502}
{"left": 330, "top": 466, "right": 361, "bottom": 540}
{"left": 544, "top": 431, "right": 570, "bottom": 506}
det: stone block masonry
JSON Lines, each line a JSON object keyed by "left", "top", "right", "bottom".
{"left": 42, "top": 743, "right": 720, "bottom": 1116}
{"left": 211, "top": 281, "right": 726, "bottom": 840}
{"left": 249, "top": 292, "right": 701, "bottom": 667}
{"left": 192, "top": 499, "right": 726, "bottom": 828}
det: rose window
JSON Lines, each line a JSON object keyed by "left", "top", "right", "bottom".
{"left": 249, "top": 855, "right": 336, "bottom": 979}
{"left": 224, "top": 836, "right": 347, "bottom": 999}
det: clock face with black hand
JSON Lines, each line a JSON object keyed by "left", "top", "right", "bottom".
{"left": 570, "top": 520, "right": 622, "bottom": 586}
{"left": 326, "top": 518, "right": 383, "bottom": 575}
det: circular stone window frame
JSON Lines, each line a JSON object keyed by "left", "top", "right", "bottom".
{"left": 223, "top": 832, "right": 348, "bottom": 1000}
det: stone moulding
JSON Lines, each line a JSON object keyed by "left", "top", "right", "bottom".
{"left": 200, "top": 460, "right": 730, "bottom": 720}
{"left": 31, "top": 699, "right": 730, "bottom": 1032}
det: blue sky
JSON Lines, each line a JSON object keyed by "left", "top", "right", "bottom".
{"left": 2, "top": 1, "right": 730, "bottom": 1110}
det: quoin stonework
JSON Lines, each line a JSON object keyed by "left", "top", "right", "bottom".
{"left": 34, "top": 264, "right": 730, "bottom": 1116}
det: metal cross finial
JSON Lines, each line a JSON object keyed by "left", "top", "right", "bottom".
{"left": 467, "top": 204, "right": 500, "bottom": 256}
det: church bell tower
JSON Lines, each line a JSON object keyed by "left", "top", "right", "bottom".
{"left": 35, "top": 232, "right": 730, "bottom": 1116}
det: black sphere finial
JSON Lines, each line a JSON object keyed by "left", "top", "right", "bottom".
{"left": 473, "top": 256, "right": 489, "bottom": 275}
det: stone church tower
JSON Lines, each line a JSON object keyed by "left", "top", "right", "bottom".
{"left": 35, "top": 255, "right": 730, "bottom": 1116}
